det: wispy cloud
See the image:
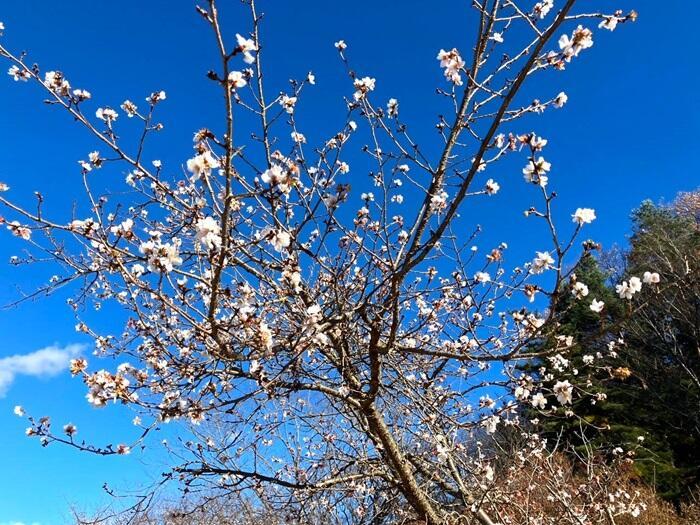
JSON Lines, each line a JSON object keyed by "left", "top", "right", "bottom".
{"left": 0, "top": 344, "right": 84, "bottom": 397}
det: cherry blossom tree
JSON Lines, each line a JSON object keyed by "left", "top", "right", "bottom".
{"left": 0, "top": 1, "right": 649, "bottom": 523}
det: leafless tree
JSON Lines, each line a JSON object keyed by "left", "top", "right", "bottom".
{"left": 0, "top": 2, "right": 649, "bottom": 523}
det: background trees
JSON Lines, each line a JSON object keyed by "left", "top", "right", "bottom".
{"left": 524, "top": 190, "right": 700, "bottom": 502}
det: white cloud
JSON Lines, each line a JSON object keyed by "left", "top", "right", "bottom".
{"left": 0, "top": 344, "right": 84, "bottom": 397}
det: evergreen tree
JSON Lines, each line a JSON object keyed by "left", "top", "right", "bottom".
{"left": 521, "top": 192, "right": 700, "bottom": 501}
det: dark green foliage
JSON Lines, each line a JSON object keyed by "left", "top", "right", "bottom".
{"left": 522, "top": 193, "right": 700, "bottom": 502}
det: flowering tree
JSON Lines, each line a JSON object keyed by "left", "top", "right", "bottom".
{"left": 0, "top": 1, "right": 649, "bottom": 523}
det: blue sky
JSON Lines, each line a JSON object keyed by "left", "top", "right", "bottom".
{"left": 0, "top": 1, "right": 698, "bottom": 523}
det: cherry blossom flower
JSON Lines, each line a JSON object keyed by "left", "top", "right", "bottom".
{"left": 558, "top": 26, "right": 594, "bottom": 62}
{"left": 96, "top": 107, "right": 118, "bottom": 123}
{"left": 616, "top": 276, "right": 642, "bottom": 299}
{"left": 531, "top": 392, "right": 547, "bottom": 409}
{"left": 572, "top": 282, "right": 589, "bottom": 299}
{"left": 116, "top": 444, "right": 131, "bottom": 455}
{"left": 334, "top": 40, "right": 347, "bottom": 51}
{"left": 139, "top": 239, "right": 183, "bottom": 273}
{"left": 261, "top": 164, "right": 293, "bottom": 193}
{"left": 533, "top": 0, "right": 554, "bottom": 19}
{"left": 527, "top": 133, "right": 548, "bottom": 151}
{"left": 387, "top": 98, "right": 399, "bottom": 117}
{"left": 146, "top": 90, "right": 166, "bottom": 103}
{"left": 572, "top": 207, "right": 596, "bottom": 225}
{"left": 121, "top": 100, "right": 138, "bottom": 117}
{"left": 13, "top": 405, "right": 24, "bottom": 417}
{"left": 7, "top": 65, "right": 30, "bottom": 81}
{"left": 437, "top": 48, "right": 465, "bottom": 85}
{"left": 195, "top": 216, "right": 222, "bottom": 250}
{"left": 69, "top": 358, "right": 88, "bottom": 375}
{"left": 553, "top": 380, "right": 573, "bottom": 405}
{"left": 279, "top": 94, "right": 297, "bottom": 114}
{"left": 291, "top": 131, "right": 306, "bottom": 144}
{"left": 482, "top": 415, "right": 500, "bottom": 434}
{"left": 474, "top": 271, "right": 490, "bottom": 283}
{"left": 236, "top": 33, "right": 258, "bottom": 64}
{"left": 227, "top": 70, "right": 247, "bottom": 89}
{"left": 73, "top": 88, "right": 91, "bottom": 101}
{"left": 63, "top": 423, "right": 78, "bottom": 437}
{"left": 642, "top": 271, "right": 660, "bottom": 284}
{"left": 531, "top": 251, "right": 555, "bottom": 274}
{"left": 590, "top": 299, "right": 605, "bottom": 313}
{"left": 43, "top": 71, "right": 71, "bottom": 96}
{"left": 553, "top": 91, "right": 568, "bottom": 108}
{"left": 523, "top": 156, "right": 551, "bottom": 185}
{"left": 429, "top": 190, "right": 448, "bottom": 213}
{"left": 7, "top": 220, "right": 31, "bottom": 240}
{"left": 515, "top": 385, "right": 531, "bottom": 400}
{"left": 599, "top": 16, "right": 619, "bottom": 31}
{"left": 270, "top": 229, "right": 291, "bottom": 252}
{"left": 485, "top": 179, "right": 500, "bottom": 195}
{"left": 110, "top": 218, "right": 133, "bottom": 236}
{"left": 353, "top": 76, "right": 375, "bottom": 101}
{"left": 186, "top": 151, "right": 220, "bottom": 178}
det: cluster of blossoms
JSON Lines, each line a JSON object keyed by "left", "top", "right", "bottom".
{"left": 195, "top": 216, "right": 222, "bottom": 250}
{"left": 558, "top": 25, "right": 595, "bottom": 61}
{"left": 436, "top": 48, "right": 465, "bottom": 85}
{"left": 352, "top": 76, "right": 375, "bottom": 101}
{"left": 186, "top": 149, "right": 220, "bottom": 178}
{"left": 43, "top": 70, "right": 71, "bottom": 96}
{"left": 139, "top": 237, "right": 183, "bottom": 273}
{"left": 616, "top": 271, "right": 660, "bottom": 299}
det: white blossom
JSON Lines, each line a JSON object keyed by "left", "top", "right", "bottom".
{"left": 599, "top": 16, "right": 619, "bottom": 31}
{"left": 353, "top": 77, "right": 376, "bottom": 101}
{"left": 195, "top": 216, "right": 222, "bottom": 250}
{"left": 474, "top": 271, "right": 490, "bottom": 284}
{"left": 553, "top": 380, "right": 573, "bottom": 405}
{"left": 437, "top": 48, "right": 465, "bottom": 85}
{"left": 558, "top": 26, "right": 594, "bottom": 62}
{"left": 572, "top": 282, "right": 589, "bottom": 299}
{"left": 572, "top": 207, "right": 596, "bottom": 225}
{"left": 279, "top": 94, "right": 297, "bottom": 114}
{"left": 531, "top": 392, "right": 548, "bottom": 409}
{"left": 590, "top": 299, "right": 605, "bottom": 313}
{"left": 533, "top": 0, "right": 554, "bottom": 19}
{"left": 270, "top": 229, "right": 291, "bottom": 252}
{"left": 616, "top": 276, "right": 642, "bottom": 299}
{"left": 485, "top": 179, "right": 500, "bottom": 195}
{"left": 96, "top": 107, "right": 118, "bottom": 123}
{"left": 531, "top": 251, "right": 555, "bottom": 274}
{"left": 228, "top": 71, "right": 247, "bottom": 89}
{"left": 553, "top": 91, "right": 568, "bottom": 108}
{"left": 236, "top": 33, "right": 258, "bottom": 63}
{"left": 8, "top": 65, "right": 30, "bottom": 82}
{"left": 642, "top": 271, "right": 660, "bottom": 284}
{"left": 186, "top": 151, "right": 220, "bottom": 178}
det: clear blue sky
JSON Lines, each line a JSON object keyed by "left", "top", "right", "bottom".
{"left": 0, "top": 1, "right": 698, "bottom": 524}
